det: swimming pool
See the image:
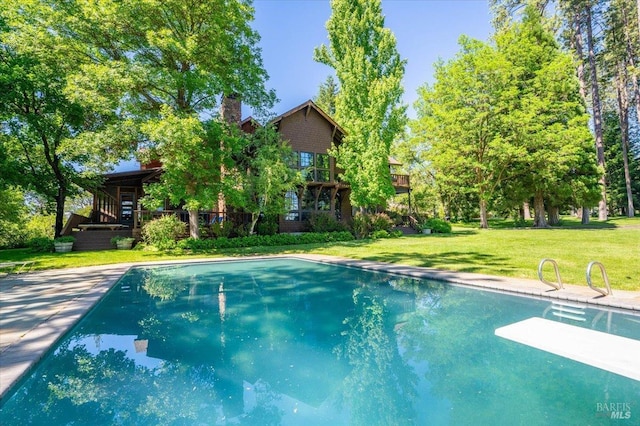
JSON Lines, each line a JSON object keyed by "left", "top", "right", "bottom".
{"left": 0, "top": 258, "right": 638, "bottom": 424}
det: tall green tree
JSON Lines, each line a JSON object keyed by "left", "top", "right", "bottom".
{"left": 491, "top": 0, "right": 624, "bottom": 223}
{"left": 583, "top": 1, "right": 609, "bottom": 221}
{"left": 604, "top": 0, "right": 638, "bottom": 216}
{"left": 0, "top": 4, "right": 131, "bottom": 237}
{"left": 603, "top": 111, "right": 640, "bottom": 215}
{"left": 47, "top": 0, "right": 275, "bottom": 238}
{"left": 412, "top": 37, "right": 519, "bottom": 228}
{"left": 496, "top": 6, "right": 601, "bottom": 227}
{"left": 314, "top": 0, "right": 407, "bottom": 209}
{"left": 412, "top": 7, "right": 600, "bottom": 228}
{"left": 139, "top": 107, "right": 241, "bottom": 238}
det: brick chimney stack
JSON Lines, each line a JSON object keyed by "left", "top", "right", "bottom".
{"left": 217, "top": 94, "right": 241, "bottom": 213}
{"left": 221, "top": 94, "right": 241, "bottom": 126}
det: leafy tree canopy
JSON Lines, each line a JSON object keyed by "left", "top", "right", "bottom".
{"left": 315, "top": 0, "right": 407, "bottom": 209}
{"left": 0, "top": 2, "right": 134, "bottom": 236}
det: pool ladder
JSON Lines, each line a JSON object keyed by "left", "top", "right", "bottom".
{"left": 537, "top": 259, "right": 612, "bottom": 296}
{"left": 586, "top": 261, "right": 612, "bottom": 297}
{"left": 538, "top": 258, "right": 563, "bottom": 290}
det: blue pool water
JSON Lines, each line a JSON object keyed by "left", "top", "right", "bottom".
{"left": 0, "top": 258, "right": 638, "bottom": 425}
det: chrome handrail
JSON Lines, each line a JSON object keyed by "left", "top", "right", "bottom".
{"left": 586, "top": 261, "right": 612, "bottom": 297}
{"left": 538, "top": 258, "right": 563, "bottom": 290}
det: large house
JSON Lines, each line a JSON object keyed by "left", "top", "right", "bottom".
{"left": 71, "top": 100, "right": 409, "bottom": 249}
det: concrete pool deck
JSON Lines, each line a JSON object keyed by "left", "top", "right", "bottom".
{"left": 1, "top": 254, "right": 639, "bottom": 400}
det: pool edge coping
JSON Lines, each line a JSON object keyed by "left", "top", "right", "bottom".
{"left": 1, "top": 254, "right": 639, "bottom": 401}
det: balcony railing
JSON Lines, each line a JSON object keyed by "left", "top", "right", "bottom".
{"left": 391, "top": 173, "right": 410, "bottom": 188}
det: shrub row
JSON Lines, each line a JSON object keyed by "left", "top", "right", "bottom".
{"left": 351, "top": 212, "right": 394, "bottom": 239}
{"left": 177, "top": 231, "right": 355, "bottom": 251}
{"left": 142, "top": 215, "right": 187, "bottom": 249}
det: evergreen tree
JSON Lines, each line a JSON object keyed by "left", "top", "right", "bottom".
{"left": 604, "top": 0, "right": 638, "bottom": 216}
{"left": 603, "top": 111, "right": 640, "bottom": 215}
{"left": 315, "top": 0, "right": 407, "bottom": 209}
{"left": 411, "top": 6, "right": 600, "bottom": 228}
{"left": 496, "top": 6, "right": 601, "bottom": 227}
{"left": 314, "top": 75, "right": 339, "bottom": 116}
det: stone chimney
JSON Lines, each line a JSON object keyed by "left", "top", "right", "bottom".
{"left": 217, "top": 94, "right": 241, "bottom": 214}
{"left": 221, "top": 94, "right": 241, "bottom": 126}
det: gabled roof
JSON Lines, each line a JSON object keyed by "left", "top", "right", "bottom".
{"left": 388, "top": 156, "right": 403, "bottom": 166}
{"left": 240, "top": 116, "right": 258, "bottom": 127}
{"left": 270, "top": 100, "right": 345, "bottom": 139}
{"left": 101, "top": 167, "right": 162, "bottom": 186}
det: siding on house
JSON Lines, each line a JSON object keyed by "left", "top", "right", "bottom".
{"left": 272, "top": 101, "right": 351, "bottom": 233}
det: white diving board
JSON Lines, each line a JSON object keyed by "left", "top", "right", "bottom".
{"left": 495, "top": 317, "right": 640, "bottom": 382}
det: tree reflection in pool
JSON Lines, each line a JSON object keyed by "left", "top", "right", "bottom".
{"left": 1, "top": 259, "right": 638, "bottom": 425}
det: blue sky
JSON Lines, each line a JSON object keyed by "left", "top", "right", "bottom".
{"left": 249, "top": 0, "right": 493, "bottom": 119}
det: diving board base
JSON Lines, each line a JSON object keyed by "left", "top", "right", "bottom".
{"left": 495, "top": 317, "right": 640, "bottom": 382}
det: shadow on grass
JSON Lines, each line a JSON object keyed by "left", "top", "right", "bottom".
{"left": 359, "top": 250, "right": 516, "bottom": 274}
{"left": 221, "top": 241, "right": 516, "bottom": 275}
{"left": 457, "top": 217, "right": 626, "bottom": 230}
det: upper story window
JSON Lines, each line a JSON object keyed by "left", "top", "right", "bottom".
{"left": 300, "top": 152, "right": 314, "bottom": 168}
{"left": 316, "top": 154, "right": 330, "bottom": 182}
{"left": 294, "top": 151, "right": 331, "bottom": 183}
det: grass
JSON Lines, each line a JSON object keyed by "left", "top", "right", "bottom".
{"left": 1, "top": 216, "right": 638, "bottom": 291}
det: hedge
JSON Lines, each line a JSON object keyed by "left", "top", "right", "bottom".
{"left": 177, "top": 231, "right": 355, "bottom": 251}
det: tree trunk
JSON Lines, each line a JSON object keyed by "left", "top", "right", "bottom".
{"left": 625, "top": 17, "right": 640, "bottom": 125}
{"left": 569, "top": 5, "right": 596, "bottom": 227}
{"left": 581, "top": 207, "right": 590, "bottom": 225}
{"left": 570, "top": 8, "right": 588, "bottom": 102}
{"left": 533, "top": 191, "right": 547, "bottom": 228}
{"left": 523, "top": 202, "right": 531, "bottom": 220}
{"left": 188, "top": 209, "right": 199, "bottom": 239}
{"left": 217, "top": 95, "right": 241, "bottom": 215}
{"left": 54, "top": 186, "right": 67, "bottom": 238}
{"left": 479, "top": 198, "right": 488, "bottom": 229}
{"left": 547, "top": 206, "right": 560, "bottom": 226}
{"left": 585, "top": 3, "right": 608, "bottom": 221}
{"left": 249, "top": 213, "right": 259, "bottom": 236}
{"left": 616, "top": 61, "right": 635, "bottom": 217}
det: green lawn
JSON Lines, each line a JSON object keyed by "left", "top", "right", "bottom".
{"left": 1, "top": 217, "right": 638, "bottom": 291}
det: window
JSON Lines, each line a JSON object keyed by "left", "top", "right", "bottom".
{"left": 316, "top": 153, "right": 330, "bottom": 169}
{"left": 300, "top": 152, "right": 314, "bottom": 167}
{"left": 318, "top": 188, "right": 331, "bottom": 211}
{"left": 316, "top": 153, "right": 330, "bottom": 182}
{"left": 292, "top": 152, "right": 331, "bottom": 183}
{"left": 288, "top": 151, "right": 299, "bottom": 168}
{"left": 285, "top": 151, "right": 335, "bottom": 221}
{"left": 301, "top": 188, "right": 315, "bottom": 211}
{"left": 285, "top": 190, "right": 299, "bottom": 221}
{"left": 302, "top": 168, "right": 315, "bottom": 182}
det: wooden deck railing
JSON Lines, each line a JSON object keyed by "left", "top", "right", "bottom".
{"left": 133, "top": 210, "right": 250, "bottom": 230}
{"left": 391, "top": 173, "right": 410, "bottom": 187}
